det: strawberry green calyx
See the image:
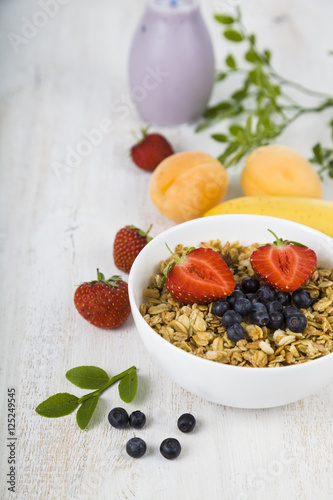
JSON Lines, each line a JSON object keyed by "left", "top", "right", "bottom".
{"left": 95, "top": 270, "right": 123, "bottom": 287}
{"left": 267, "top": 229, "right": 284, "bottom": 247}
{"left": 161, "top": 243, "right": 196, "bottom": 286}
{"left": 129, "top": 125, "right": 150, "bottom": 155}
{"left": 131, "top": 125, "right": 151, "bottom": 147}
{"left": 266, "top": 229, "right": 307, "bottom": 248}
{"left": 139, "top": 125, "right": 150, "bottom": 142}
{"left": 128, "top": 224, "right": 153, "bottom": 243}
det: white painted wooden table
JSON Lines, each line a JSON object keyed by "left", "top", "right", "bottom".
{"left": 1, "top": 1, "right": 333, "bottom": 499}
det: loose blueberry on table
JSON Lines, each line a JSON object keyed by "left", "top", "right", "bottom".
{"left": 129, "top": 410, "right": 146, "bottom": 429}
{"left": 160, "top": 438, "right": 181, "bottom": 460}
{"left": 126, "top": 437, "right": 147, "bottom": 458}
{"left": 177, "top": 413, "right": 196, "bottom": 433}
{"left": 108, "top": 407, "right": 129, "bottom": 429}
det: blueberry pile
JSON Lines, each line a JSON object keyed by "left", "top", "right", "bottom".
{"left": 108, "top": 408, "right": 196, "bottom": 459}
{"left": 212, "top": 277, "right": 313, "bottom": 342}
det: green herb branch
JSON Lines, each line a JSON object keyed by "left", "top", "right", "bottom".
{"left": 310, "top": 119, "right": 333, "bottom": 178}
{"left": 36, "top": 365, "right": 138, "bottom": 430}
{"left": 196, "top": 8, "right": 333, "bottom": 176}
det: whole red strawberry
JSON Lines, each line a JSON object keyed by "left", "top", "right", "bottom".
{"left": 164, "top": 246, "right": 236, "bottom": 304}
{"left": 130, "top": 127, "right": 174, "bottom": 171}
{"left": 250, "top": 230, "right": 317, "bottom": 292}
{"left": 74, "top": 271, "right": 131, "bottom": 329}
{"left": 114, "top": 225, "right": 153, "bottom": 273}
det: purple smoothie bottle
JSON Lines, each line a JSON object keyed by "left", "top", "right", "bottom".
{"left": 128, "top": 0, "right": 215, "bottom": 126}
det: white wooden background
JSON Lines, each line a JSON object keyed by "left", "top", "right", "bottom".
{"left": 1, "top": 0, "right": 333, "bottom": 499}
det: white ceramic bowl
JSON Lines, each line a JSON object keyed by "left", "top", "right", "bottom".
{"left": 128, "top": 215, "right": 333, "bottom": 409}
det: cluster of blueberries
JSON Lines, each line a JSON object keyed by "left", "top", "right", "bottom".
{"left": 212, "top": 276, "right": 313, "bottom": 343}
{"left": 108, "top": 407, "right": 196, "bottom": 459}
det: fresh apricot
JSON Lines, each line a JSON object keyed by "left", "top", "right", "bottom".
{"left": 241, "top": 144, "right": 322, "bottom": 198}
{"left": 149, "top": 152, "right": 229, "bottom": 223}
{"left": 241, "top": 145, "right": 322, "bottom": 198}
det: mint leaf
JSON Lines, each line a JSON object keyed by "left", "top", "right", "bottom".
{"left": 216, "top": 72, "right": 227, "bottom": 82}
{"left": 118, "top": 368, "right": 138, "bottom": 403}
{"left": 229, "top": 124, "right": 244, "bottom": 137}
{"left": 36, "top": 364, "right": 139, "bottom": 430}
{"left": 76, "top": 396, "right": 99, "bottom": 430}
{"left": 36, "top": 393, "right": 79, "bottom": 418}
{"left": 223, "top": 30, "right": 244, "bottom": 42}
{"left": 211, "top": 133, "right": 228, "bottom": 143}
{"left": 245, "top": 49, "right": 261, "bottom": 63}
{"left": 311, "top": 143, "right": 323, "bottom": 164}
{"left": 214, "top": 14, "right": 234, "bottom": 24}
{"left": 226, "top": 54, "right": 237, "bottom": 69}
{"left": 66, "top": 366, "right": 109, "bottom": 389}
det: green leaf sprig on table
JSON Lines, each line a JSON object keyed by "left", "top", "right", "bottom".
{"left": 36, "top": 365, "right": 138, "bottom": 430}
{"left": 196, "top": 8, "right": 333, "bottom": 176}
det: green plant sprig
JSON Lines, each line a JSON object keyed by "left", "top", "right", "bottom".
{"left": 36, "top": 365, "right": 138, "bottom": 430}
{"left": 310, "top": 119, "right": 333, "bottom": 178}
{"left": 196, "top": 8, "right": 333, "bottom": 175}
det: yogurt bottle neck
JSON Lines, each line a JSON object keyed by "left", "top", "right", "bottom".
{"left": 148, "top": 0, "right": 198, "bottom": 14}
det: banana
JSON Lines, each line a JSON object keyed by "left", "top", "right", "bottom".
{"left": 204, "top": 196, "right": 333, "bottom": 238}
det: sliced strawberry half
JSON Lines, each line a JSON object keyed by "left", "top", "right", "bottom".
{"left": 250, "top": 230, "right": 317, "bottom": 292}
{"left": 164, "top": 247, "right": 236, "bottom": 304}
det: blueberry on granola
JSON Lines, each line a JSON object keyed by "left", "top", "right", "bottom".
{"left": 234, "top": 298, "right": 252, "bottom": 316}
{"left": 251, "top": 309, "right": 270, "bottom": 327}
{"left": 241, "top": 276, "right": 260, "bottom": 294}
{"left": 286, "top": 312, "right": 307, "bottom": 333}
{"left": 275, "top": 291, "right": 291, "bottom": 306}
{"left": 257, "top": 284, "right": 276, "bottom": 303}
{"left": 251, "top": 301, "right": 267, "bottom": 313}
{"left": 226, "top": 289, "right": 244, "bottom": 307}
{"left": 291, "top": 289, "right": 312, "bottom": 309}
{"left": 227, "top": 323, "right": 245, "bottom": 342}
{"left": 268, "top": 311, "right": 284, "bottom": 330}
{"left": 212, "top": 300, "right": 230, "bottom": 318}
{"left": 245, "top": 292, "right": 257, "bottom": 302}
{"left": 267, "top": 301, "right": 283, "bottom": 314}
{"left": 221, "top": 310, "right": 242, "bottom": 327}
{"left": 283, "top": 305, "right": 300, "bottom": 318}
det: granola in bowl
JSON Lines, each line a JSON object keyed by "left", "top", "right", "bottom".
{"left": 139, "top": 239, "right": 333, "bottom": 368}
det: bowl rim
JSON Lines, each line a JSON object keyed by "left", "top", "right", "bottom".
{"left": 129, "top": 214, "right": 333, "bottom": 372}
